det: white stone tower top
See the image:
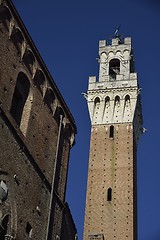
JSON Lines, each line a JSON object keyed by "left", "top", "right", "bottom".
{"left": 86, "top": 36, "right": 142, "bottom": 143}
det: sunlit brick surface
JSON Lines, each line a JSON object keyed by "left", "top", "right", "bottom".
{"left": 84, "top": 124, "right": 137, "bottom": 240}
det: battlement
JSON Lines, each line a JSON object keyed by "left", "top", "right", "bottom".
{"left": 99, "top": 37, "right": 131, "bottom": 48}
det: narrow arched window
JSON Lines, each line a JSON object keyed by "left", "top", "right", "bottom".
{"left": 10, "top": 73, "right": 30, "bottom": 126}
{"left": 0, "top": 6, "right": 12, "bottom": 31}
{"left": 94, "top": 97, "right": 100, "bottom": 105}
{"left": 115, "top": 95, "right": 120, "bottom": 106}
{"left": 109, "top": 58, "right": 120, "bottom": 80}
{"left": 11, "top": 28, "right": 24, "bottom": 55}
{"left": 107, "top": 188, "right": 112, "bottom": 201}
{"left": 125, "top": 94, "right": 130, "bottom": 102}
{"left": 23, "top": 49, "right": 36, "bottom": 75}
{"left": 33, "top": 69, "right": 45, "bottom": 95}
{"left": 43, "top": 88, "right": 55, "bottom": 114}
{"left": 54, "top": 107, "right": 64, "bottom": 126}
{"left": 109, "top": 125, "right": 114, "bottom": 138}
{"left": 105, "top": 96, "right": 110, "bottom": 106}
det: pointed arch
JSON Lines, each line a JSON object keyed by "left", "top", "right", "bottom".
{"left": 64, "top": 123, "right": 75, "bottom": 146}
{"left": 115, "top": 95, "right": 120, "bottom": 106}
{"left": 94, "top": 96, "right": 100, "bottom": 105}
{"left": 43, "top": 88, "right": 56, "bottom": 114}
{"left": 23, "top": 49, "right": 36, "bottom": 75}
{"left": 0, "top": 6, "right": 12, "bottom": 31}
{"left": 125, "top": 94, "right": 130, "bottom": 102}
{"left": 10, "top": 72, "right": 33, "bottom": 135}
{"left": 10, "top": 27, "right": 25, "bottom": 55}
{"left": 33, "top": 69, "right": 45, "bottom": 95}
{"left": 54, "top": 106, "right": 65, "bottom": 126}
{"left": 105, "top": 96, "right": 110, "bottom": 105}
{"left": 92, "top": 97, "right": 101, "bottom": 123}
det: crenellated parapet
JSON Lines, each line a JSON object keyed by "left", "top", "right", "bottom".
{"left": 98, "top": 37, "right": 134, "bottom": 82}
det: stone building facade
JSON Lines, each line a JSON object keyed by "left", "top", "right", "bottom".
{"left": 0, "top": 0, "right": 77, "bottom": 239}
{"left": 84, "top": 36, "right": 143, "bottom": 240}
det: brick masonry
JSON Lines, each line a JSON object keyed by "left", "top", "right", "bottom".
{"left": 84, "top": 123, "right": 137, "bottom": 240}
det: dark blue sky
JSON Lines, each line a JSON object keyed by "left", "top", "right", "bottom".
{"left": 12, "top": 1, "right": 160, "bottom": 239}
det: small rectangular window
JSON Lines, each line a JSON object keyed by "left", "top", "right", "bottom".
{"left": 109, "top": 125, "right": 114, "bottom": 138}
{"left": 107, "top": 188, "right": 112, "bottom": 201}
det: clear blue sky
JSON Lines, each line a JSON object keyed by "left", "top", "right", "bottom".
{"left": 12, "top": 0, "right": 160, "bottom": 239}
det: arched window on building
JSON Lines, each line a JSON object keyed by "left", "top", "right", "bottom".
{"left": 0, "top": 6, "right": 12, "bottom": 31}
{"left": 43, "top": 88, "right": 56, "bottom": 114}
{"left": 10, "top": 72, "right": 32, "bottom": 135}
{"left": 115, "top": 95, "right": 120, "bottom": 107}
{"left": 109, "top": 125, "right": 114, "bottom": 139}
{"left": 107, "top": 188, "right": 112, "bottom": 201}
{"left": 33, "top": 69, "right": 45, "bottom": 95}
{"left": 94, "top": 97, "right": 100, "bottom": 105}
{"left": 130, "top": 50, "right": 135, "bottom": 73}
{"left": 109, "top": 58, "right": 120, "bottom": 80}
{"left": 11, "top": 28, "right": 25, "bottom": 55}
{"left": 125, "top": 94, "right": 130, "bottom": 103}
{"left": 54, "top": 107, "right": 65, "bottom": 126}
{"left": 23, "top": 49, "right": 36, "bottom": 75}
{"left": 105, "top": 96, "right": 110, "bottom": 106}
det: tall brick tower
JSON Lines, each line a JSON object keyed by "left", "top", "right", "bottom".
{"left": 83, "top": 36, "right": 143, "bottom": 240}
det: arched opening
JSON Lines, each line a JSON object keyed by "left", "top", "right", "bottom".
{"left": 125, "top": 95, "right": 130, "bottom": 108}
{"left": 23, "top": 49, "right": 36, "bottom": 75}
{"left": 0, "top": 214, "right": 9, "bottom": 239}
{"left": 107, "top": 188, "right": 112, "bottom": 201}
{"left": 105, "top": 96, "right": 110, "bottom": 106}
{"left": 43, "top": 88, "right": 56, "bottom": 114}
{"left": 54, "top": 107, "right": 65, "bottom": 126}
{"left": 33, "top": 69, "right": 45, "bottom": 95}
{"left": 130, "top": 50, "right": 135, "bottom": 73}
{"left": 109, "top": 125, "right": 114, "bottom": 138}
{"left": 26, "top": 222, "right": 32, "bottom": 238}
{"left": 10, "top": 72, "right": 32, "bottom": 135}
{"left": 64, "top": 123, "right": 75, "bottom": 146}
{"left": 0, "top": 6, "right": 12, "bottom": 31}
{"left": 93, "top": 97, "right": 100, "bottom": 123}
{"left": 109, "top": 58, "right": 120, "bottom": 80}
{"left": 94, "top": 97, "right": 100, "bottom": 105}
{"left": 125, "top": 94, "right": 130, "bottom": 102}
{"left": 115, "top": 95, "right": 120, "bottom": 106}
{"left": 10, "top": 27, "right": 24, "bottom": 55}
